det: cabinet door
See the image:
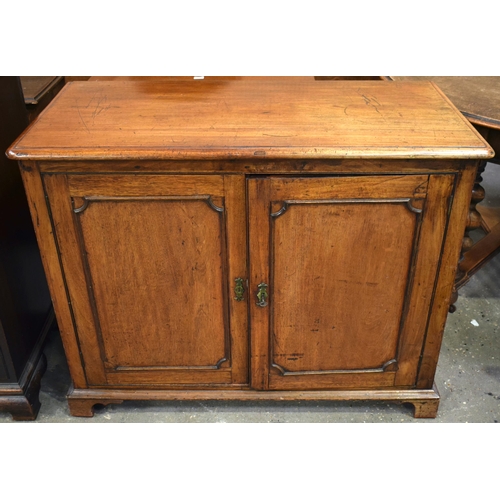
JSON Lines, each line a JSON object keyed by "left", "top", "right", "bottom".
{"left": 248, "top": 174, "right": 455, "bottom": 390}
{"left": 43, "top": 174, "right": 248, "bottom": 387}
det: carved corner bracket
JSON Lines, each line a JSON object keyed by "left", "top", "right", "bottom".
{"left": 72, "top": 197, "right": 89, "bottom": 214}
{"left": 405, "top": 199, "right": 423, "bottom": 214}
{"left": 215, "top": 357, "right": 229, "bottom": 369}
{"left": 205, "top": 196, "right": 224, "bottom": 213}
{"left": 271, "top": 202, "right": 289, "bottom": 218}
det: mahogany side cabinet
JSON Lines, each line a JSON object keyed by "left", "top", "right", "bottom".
{"left": 6, "top": 80, "right": 493, "bottom": 418}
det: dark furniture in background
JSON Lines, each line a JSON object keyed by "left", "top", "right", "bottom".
{"left": 0, "top": 77, "right": 53, "bottom": 420}
{"left": 20, "top": 76, "right": 65, "bottom": 122}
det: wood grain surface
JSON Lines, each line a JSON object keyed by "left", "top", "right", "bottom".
{"left": 67, "top": 384, "right": 440, "bottom": 418}
{"left": 385, "top": 76, "right": 500, "bottom": 130}
{"left": 7, "top": 80, "right": 493, "bottom": 160}
{"left": 248, "top": 173, "right": 457, "bottom": 391}
{"left": 271, "top": 201, "right": 416, "bottom": 372}
{"left": 43, "top": 173, "right": 248, "bottom": 387}
{"left": 10, "top": 79, "right": 485, "bottom": 418}
{"left": 88, "top": 76, "right": 314, "bottom": 82}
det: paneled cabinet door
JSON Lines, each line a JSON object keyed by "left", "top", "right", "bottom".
{"left": 248, "top": 174, "right": 455, "bottom": 391}
{"left": 43, "top": 174, "right": 248, "bottom": 387}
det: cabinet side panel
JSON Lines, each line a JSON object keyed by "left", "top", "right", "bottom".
{"left": 43, "top": 174, "right": 107, "bottom": 385}
{"left": 395, "top": 174, "right": 455, "bottom": 386}
{"left": 18, "top": 165, "right": 87, "bottom": 387}
{"left": 417, "top": 165, "right": 478, "bottom": 388}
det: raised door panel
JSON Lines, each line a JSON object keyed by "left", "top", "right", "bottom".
{"left": 248, "top": 174, "right": 455, "bottom": 390}
{"left": 43, "top": 174, "right": 248, "bottom": 387}
{"left": 272, "top": 201, "right": 415, "bottom": 372}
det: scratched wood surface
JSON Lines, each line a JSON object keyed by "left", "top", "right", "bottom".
{"left": 7, "top": 80, "right": 493, "bottom": 161}
{"left": 271, "top": 202, "right": 416, "bottom": 372}
{"left": 79, "top": 200, "right": 227, "bottom": 368}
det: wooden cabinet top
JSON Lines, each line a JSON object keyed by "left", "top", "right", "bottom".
{"left": 7, "top": 80, "right": 494, "bottom": 161}
{"left": 385, "top": 76, "right": 500, "bottom": 130}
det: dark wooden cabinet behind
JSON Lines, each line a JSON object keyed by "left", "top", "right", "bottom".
{"left": 0, "top": 77, "right": 53, "bottom": 421}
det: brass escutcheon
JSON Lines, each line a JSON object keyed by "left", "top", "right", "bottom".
{"left": 256, "top": 283, "right": 268, "bottom": 307}
{"left": 234, "top": 278, "right": 245, "bottom": 301}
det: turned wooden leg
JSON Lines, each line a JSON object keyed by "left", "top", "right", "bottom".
{"left": 450, "top": 160, "right": 487, "bottom": 312}
{"left": 448, "top": 288, "right": 459, "bottom": 314}
{"left": 462, "top": 162, "right": 486, "bottom": 255}
{"left": 67, "top": 398, "right": 124, "bottom": 417}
